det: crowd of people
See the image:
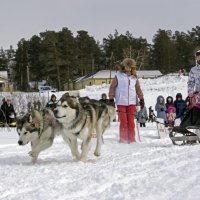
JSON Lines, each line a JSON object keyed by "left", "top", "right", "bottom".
{"left": 0, "top": 94, "right": 58, "bottom": 127}
{"left": 107, "top": 50, "right": 200, "bottom": 144}
{"left": 1, "top": 50, "right": 200, "bottom": 142}
{"left": 154, "top": 93, "right": 188, "bottom": 127}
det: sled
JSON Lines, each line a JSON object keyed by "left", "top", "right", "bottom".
{"left": 169, "top": 106, "right": 200, "bottom": 145}
{"left": 169, "top": 126, "right": 200, "bottom": 145}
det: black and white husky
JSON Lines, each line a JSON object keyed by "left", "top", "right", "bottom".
{"left": 17, "top": 109, "right": 63, "bottom": 163}
{"left": 54, "top": 93, "right": 116, "bottom": 162}
{"left": 17, "top": 93, "right": 115, "bottom": 163}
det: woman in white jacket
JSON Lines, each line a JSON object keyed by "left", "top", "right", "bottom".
{"left": 109, "top": 58, "right": 144, "bottom": 143}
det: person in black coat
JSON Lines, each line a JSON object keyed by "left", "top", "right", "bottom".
{"left": 99, "top": 93, "right": 109, "bottom": 104}
{"left": 174, "top": 93, "right": 187, "bottom": 121}
{"left": 46, "top": 94, "right": 57, "bottom": 110}
{"left": 1, "top": 98, "right": 16, "bottom": 126}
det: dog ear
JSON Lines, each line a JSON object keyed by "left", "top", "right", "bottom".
{"left": 63, "top": 92, "right": 70, "bottom": 98}
{"left": 28, "top": 114, "right": 33, "bottom": 123}
{"left": 68, "top": 97, "right": 79, "bottom": 108}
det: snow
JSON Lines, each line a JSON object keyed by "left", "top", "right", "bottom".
{"left": 1, "top": 75, "right": 200, "bottom": 200}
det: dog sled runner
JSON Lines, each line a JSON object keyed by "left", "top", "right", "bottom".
{"left": 169, "top": 106, "right": 200, "bottom": 145}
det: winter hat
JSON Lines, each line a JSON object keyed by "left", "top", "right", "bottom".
{"left": 166, "top": 96, "right": 173, "bottom": 104}
{"left": 195, "top": 50, "right": 200, "bottom": 57}
{"left": 101, "top": 93, "right": 107, "bottom": 99}
{"left": 50, "top": 94, "right": 56, "bottom": 100}
{"left": 121, "top": 58, "right": 136, "bottom": 69}
{"left": 120, "top": 58, "right": 137, "bottom": 76}
{"left": 176, "top": 93, "right": 182, "bottom": 99}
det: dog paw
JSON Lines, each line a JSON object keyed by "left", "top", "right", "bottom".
{"left": 94, "top": 150, "right": 101, "bottom": 157}
{"left": 32, "top": 157, "right": 38, "bottom": 164}
{"left": 79, "top": 158, "right": 87, "bottom": 163}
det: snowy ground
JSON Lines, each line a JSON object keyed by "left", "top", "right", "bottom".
{"left": 1, "top": 75, "right": 200, "bottom": 200}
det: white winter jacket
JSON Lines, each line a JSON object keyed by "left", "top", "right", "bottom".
{"left": 115, "top": 71, "right": 137, "bottom": 105}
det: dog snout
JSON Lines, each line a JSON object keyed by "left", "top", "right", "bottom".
{"left": 18, "top": 140, "right": 23, "bottom": 145}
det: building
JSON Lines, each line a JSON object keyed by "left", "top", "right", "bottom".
{"left": 0, "top": 71, "right": 10, "bottom": 91}
{"left": 64, "top": 70, "right": 162, "bottom": 90}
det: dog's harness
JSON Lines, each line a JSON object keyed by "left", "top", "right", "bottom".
{"left": 73, "top": 114, "right": 88, "bottom": 136}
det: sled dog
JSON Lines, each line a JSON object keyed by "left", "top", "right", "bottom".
{"left": 54, "top": 93, "right": 116, "bottom": 162}
{"left": 17, "top": 108, "right": 63, "bottom": 163}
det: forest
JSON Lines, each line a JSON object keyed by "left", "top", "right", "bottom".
{"left": 0, "top": 26, "right": 200, "bottom": 91}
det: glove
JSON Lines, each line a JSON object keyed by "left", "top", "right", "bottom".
{"left": 109, "top": 99, "right": 115, "bottom": 107}
{"left": 188, "top": 91, "right": 193, "bottom": 98}
{"left": 139, "top": 98, "right": 144, "bottom": 106}
{"left": 160, "top": 108, "right": 164, "bottom": 111}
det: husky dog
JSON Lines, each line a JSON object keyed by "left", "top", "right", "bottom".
{"left": 17, "top": 109, "right": 63, "bottom": 163}
{"left": 54, "top": 93, "right": 116, "bottom": 162}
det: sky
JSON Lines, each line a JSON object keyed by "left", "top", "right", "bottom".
{"left": 0, "top": 0, "right": 199, "bottom": 49}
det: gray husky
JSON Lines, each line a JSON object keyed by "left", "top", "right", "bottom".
{"left": 17, "top": 93, "right": 115, "bottom": 163}
{"left": 54, "top": 93, "right": 116, "bottom": 162}
{"left": 17, "top": 109, "right": 64, "bottom": 163}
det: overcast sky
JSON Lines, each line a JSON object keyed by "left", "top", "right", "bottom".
{"left": 0, "top": 0, "right": 199, "bottom": 49}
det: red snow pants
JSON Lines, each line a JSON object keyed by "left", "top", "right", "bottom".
{"left": 117, "top": 105, "right": 136, "bottom": 143}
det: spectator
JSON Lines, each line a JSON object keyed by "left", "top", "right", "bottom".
{"left": 148, "top": 106, "right": 156, "bottom": 123}
{"left": 155, "top": 95, "right": 167, "bottom": 125}
{"left": 27, "top": 102, "right": 32, "bottom": 112}
{"left": 1, "top": 97, "right": 16, "bottom": 126}
{"left": 174, "top": 93, "right": 187, "bottom": 121}
{"left": 179, "top": 68, "right": 186, "bottom": 76}
{"left": 137, "top": 100, "right": 148, "bottom": 127}
{"left": 46, "top": 94, "right": 57, "bottom": 110}
{"left": 109, "top": 58, "right": 144, "bottom": 143}
{"left": 99, "top": 93, "right": 110, "bottom": 105}
{"left": 165, "top": 96, "right": 174, "bottom": 110}
{"left": 166, "top": 105, "right": 176, "bottom": 126}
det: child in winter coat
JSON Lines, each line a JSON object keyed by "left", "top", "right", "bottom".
{"left": 155, "top": 95, "right": 167, "bottom": 125}
{"left": 137, "top": 101, "right": 148, "bottom": 127}
{"left": 166, "top": 106, "right": 176, "bottom": 126}
{"left": 165, "top": 96, "right": 176, "bottom": 126}
{"left": 109, "top": 58, "right": 144, "bottom": 143}
{"left": 174, "top": 93, "right": 187, "bottom": 121}
{"left": 165, "top": 96, "right": 174, "bottom": 109}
